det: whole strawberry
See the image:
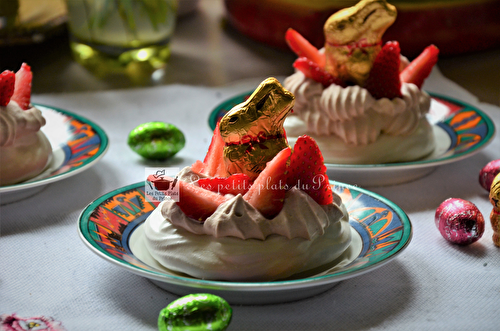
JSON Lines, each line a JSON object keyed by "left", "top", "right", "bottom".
{"left": 286, "top": 135, "right": 333, "bottom": 205}
{"left": 0, "top": 70, "right": 15, "bottom": 107}
{"left": 364, "top": 41, "right": 402, "bottom": 100}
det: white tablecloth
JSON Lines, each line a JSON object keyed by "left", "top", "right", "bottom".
{"left": 1, "top": 69, "right": 499, "bottom": 330}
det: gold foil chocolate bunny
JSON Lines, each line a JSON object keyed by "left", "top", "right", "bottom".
{"left": 219, "top": 78, "right": 294, "bottom": 180}
{"left": 489, "top": 173, "right": 500, "bottom": 246}
{"left": 324, "top": 0, "right": 397, "bottom": 86}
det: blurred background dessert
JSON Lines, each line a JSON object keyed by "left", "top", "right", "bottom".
{"left": 1, "top": 0, "right": 499, "bottom": 105}
{"left": 224, "top": 0, "right": 500, "bottom": 57}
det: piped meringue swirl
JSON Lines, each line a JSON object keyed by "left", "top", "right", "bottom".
{"left": 284, "top": 71, "right": 435, "bottom": 164}
{"left": 0, "top": 101, "right": 51, "bottom": 186}
{"left": 0, "top": 101, "right": 46, "bottom": 147}
{"left": 143, "top": 167, "right": 352, "bottom": 281}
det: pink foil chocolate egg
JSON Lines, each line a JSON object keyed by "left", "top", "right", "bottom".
{"left": 435, "top": 198, "right": 485, "bottom": 245}
{"left": 479, "top": 159, "right": 500, "bottom": 191}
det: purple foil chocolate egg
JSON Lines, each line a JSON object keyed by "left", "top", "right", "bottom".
{"left": 435, "top": 198, "right": 485, "bottom": 245}
{"left": 479, "top": 159, "right": 500, "bottom": 191}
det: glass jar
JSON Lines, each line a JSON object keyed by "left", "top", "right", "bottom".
{"left": 65, "top": 0, "right": 177, "bottom": 81}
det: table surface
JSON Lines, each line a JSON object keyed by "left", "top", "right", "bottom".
{"left": 1, "top": 1, "right": 500, "bottom": 330}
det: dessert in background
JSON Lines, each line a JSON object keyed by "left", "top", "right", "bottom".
{"left": 224, "top": 0, "right": 500, "bottom": 57}
{"left": 144, "top": 78, "right": 352, "bottom": 281}
{"left": 0, "top": 63, "right": 52, "bottom": 186}
{"left": 283, "top": 0, "right": 439, "bottom": 164}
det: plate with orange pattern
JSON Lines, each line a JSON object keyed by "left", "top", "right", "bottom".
{"left": 209, "top": 92, "right": 495, "bottom": 186}
{"left": 78, "top": 180, "right": 412, "bottom": 304}
{"left": 0, "top": 104, "right": 109, "bottom": 203}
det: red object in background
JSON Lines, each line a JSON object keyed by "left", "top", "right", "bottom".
{"left": 224, "top": 0, "right": 500, "bottom": 58}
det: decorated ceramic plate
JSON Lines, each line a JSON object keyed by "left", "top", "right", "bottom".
{"left": 78, "top": 181, "right": 412, "bottom": 305}
{"left": 209, "top": 92, "right": 495, "bottom": 186}
{"left": 0, "top": 104, "right": 109, "bottom": 204}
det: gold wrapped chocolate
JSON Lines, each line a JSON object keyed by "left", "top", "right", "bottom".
{"left": 324, "top": 0, "right": 397, "bottom": 86}
{"left": 219, "top": 77, "right": 294, "bottom": 180}
{"left": 489, "top": 173, "right": 500, "bottom": 247}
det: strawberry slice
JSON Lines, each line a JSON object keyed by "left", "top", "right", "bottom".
{"left": 400, "top": 44, "right": 439, "bottom": 89}
{"left": 190, "top": 160, "right": 205, "bottom": 174}
{"left": 176, "top": 179, "right": 228, "bottom": 222}
{"left": 244, "top": 147, "right": 291, "bottom": 219}
{"left": 0, "top": 70, "right": 15, "bottom": 107}
{"left": 11, "top": 63, "right": 32, "bottom": 110}
{"left": 198, "top": 173, "right": 252, "bottom": 196}
{"left": 293, "top": 57, "right": 346, "bottom": 88}
{"left": 191, "top": 122, "right": 228, "bottom": 177}
{"left": 285, "top": 28, "right": 326, "bottom": 68}
{"left": 287, "top": 135, "right": 333, "bottom": 205}
{"left": 365, "top": 41, "right": 402, "bottom": 100}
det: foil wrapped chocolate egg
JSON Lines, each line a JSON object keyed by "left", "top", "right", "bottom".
{"left": 489, "top": 173, "right": 500, "bottom": 247}
{"left": 479, "top": 159, "right": 500, "bottom": 191}
{"left": 128, "top": 122, "right": 185, "bottom": 160}
{"left": 158, "top": 294, "right": 232, "bottom": 331}
{"left": 435, "top": 198, "right": 485, "bottom": 245}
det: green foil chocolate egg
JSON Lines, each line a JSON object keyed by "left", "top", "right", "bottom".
{"left": 158, "top": 294, "right": 232, "bottom": 331}
{"left": 128, "top": 122, "right": 185, "bottom": 160}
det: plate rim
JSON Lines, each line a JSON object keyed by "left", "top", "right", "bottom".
{"left": 0, "top": 103, "right": 109, "bottom": 193}
{"left": 208, "top": 91, "right": 496, "bottom": 171}
{"left": 78, "top": 180, "right": 413, "bottom": 291}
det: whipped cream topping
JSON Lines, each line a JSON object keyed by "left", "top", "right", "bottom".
{"left": 0, "top": 101, "right": 46, "bottom": 147}
{"left": 143, "top": 167, "right": 352, "bottom": 281}
{"left": 283, "top": 71, "right": 435, "bottom": 164}
{"left": 162, "top": 187, "right": 344, "bottom": 240}
{"left": 0, "top": 101, "right": 52, "bottom": 186}
{"left": 284, "top": 71, "right": 431, "bottom": 145}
